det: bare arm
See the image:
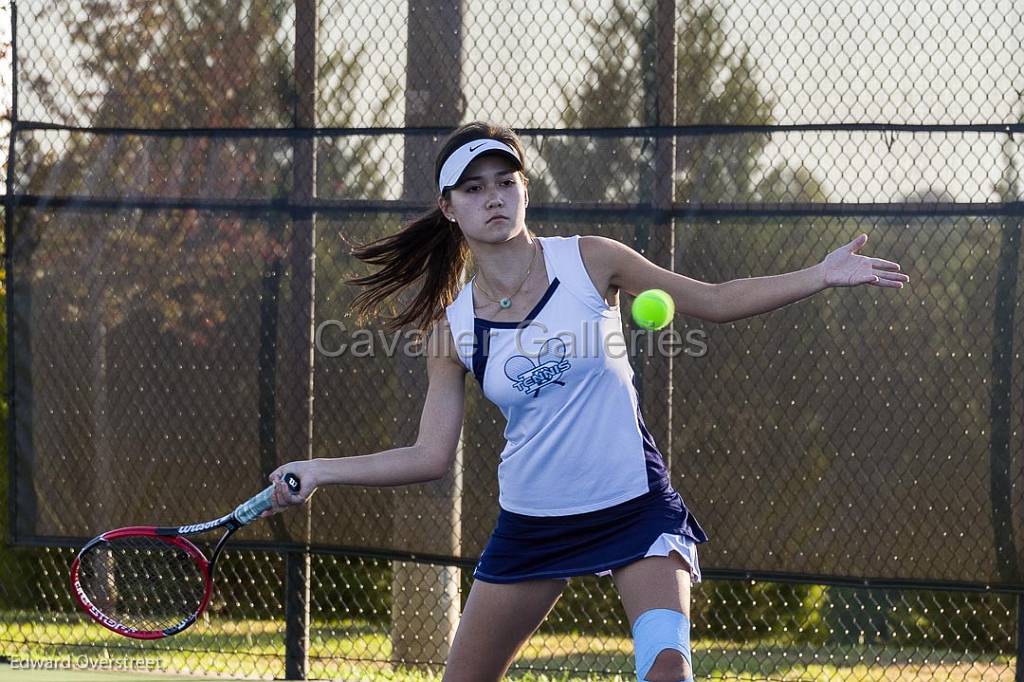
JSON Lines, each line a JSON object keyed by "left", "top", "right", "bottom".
{"left": 711, "top": 265, "right": 828, "bottom": 324}
{"left": 582, "top": 233, "right": 907, "bottom": 325}
{"left": 264, "top": 317, "right": 467, "bottom": 511}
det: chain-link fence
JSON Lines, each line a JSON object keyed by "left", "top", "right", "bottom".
{"left": 2, "top": 0, "right": 1023, "bottom": 679}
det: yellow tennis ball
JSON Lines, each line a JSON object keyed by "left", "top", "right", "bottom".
{"left": 631, "top": 289, "right": 675, "bottom": 330}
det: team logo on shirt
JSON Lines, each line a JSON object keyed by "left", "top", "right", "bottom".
{"left": 504, "top": 338, "right": 571, "bottom": 397}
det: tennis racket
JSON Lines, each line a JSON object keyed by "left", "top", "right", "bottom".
{"left": 70, "top": 472, "right": 300, "bottom": 639}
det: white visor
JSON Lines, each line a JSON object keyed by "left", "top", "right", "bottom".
{"left": 437, "top": 139, "right": 522, "bottom": 193}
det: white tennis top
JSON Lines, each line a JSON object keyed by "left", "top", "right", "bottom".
{"left": 445, "top": 234, "right": 672, "bottom": 516}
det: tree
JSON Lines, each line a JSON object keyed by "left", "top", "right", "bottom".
{"left": 22, "top": 1, "right": 392, "bottom": 337}
{"left": 11, "top": 1, "right": 395, "bottom": 554}
{"left": 537, "top": 0, "right": 651, "bottom": 204}
{"left": 539, "top": 0, "right": 776, "bottom": 205}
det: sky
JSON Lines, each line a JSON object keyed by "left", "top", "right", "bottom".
{"left": 722, "top": 0, "right": 1024, "bottom": 202}
{"left": 459, "top": 0, "right": 1024, "bottom": 203}
{"left": 6, "top": 0, "right": 1024, "bottom": 203}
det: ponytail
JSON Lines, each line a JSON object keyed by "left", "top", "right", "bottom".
{"left": 346, "top": 207, "right": 468, "bottom": 334}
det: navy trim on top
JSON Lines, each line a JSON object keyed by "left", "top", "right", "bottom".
{"left": 472, "top": 323, "right": 490, "bottom": 386}
{"left": 635, "top": 401, "right": 671, "bottom": 492}
{"left": 474, "top": 277, "right": 561, "bottom": 329}
{"left": 470, "top": 278, "right": 561, "bottom": 386}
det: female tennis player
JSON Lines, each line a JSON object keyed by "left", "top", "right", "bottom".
{"left": 263, "top": 122, "right": 909, "bottom": 681}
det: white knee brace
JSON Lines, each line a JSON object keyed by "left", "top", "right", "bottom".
{"left": 632, "top": 608, "right": 693, "bottom": 681}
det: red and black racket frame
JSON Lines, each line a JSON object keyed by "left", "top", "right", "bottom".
{"left": 69, "top": 515, "right": 241, "bottom": 640}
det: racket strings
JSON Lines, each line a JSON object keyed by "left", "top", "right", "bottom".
{"left": 77, "top": 535, "right": 207, "bottom": 633}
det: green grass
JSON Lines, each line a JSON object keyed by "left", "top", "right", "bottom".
{"left": 1, "top": 612, "right": 1016, "bottom": 681}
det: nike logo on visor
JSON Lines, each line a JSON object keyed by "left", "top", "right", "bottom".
{"left": 469, "top": 143, "right": 484, "bottom": 152}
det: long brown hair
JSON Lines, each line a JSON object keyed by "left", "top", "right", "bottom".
{"left": 347, "top": 122, "right": 529, "bottom": 333}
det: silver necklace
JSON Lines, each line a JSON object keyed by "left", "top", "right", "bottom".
{"left": 475, "top": 242, "right": 539, "bottom": 310}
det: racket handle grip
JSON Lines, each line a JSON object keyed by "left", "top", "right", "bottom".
{"left": 234, "top": 472, "right": 303, "bottom": 525}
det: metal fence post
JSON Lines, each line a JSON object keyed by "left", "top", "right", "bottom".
{"left": 636, "top": 0, "right": 677, "bottom": 470}
{"left": 283, "top": 0, "right": 318, "bottom": 678}
{"left": 1016, "top": 593, "right": 1024, "bottom": 681}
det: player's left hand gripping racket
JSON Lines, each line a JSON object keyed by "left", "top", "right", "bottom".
{"left": 70, "top": 473, "right": 300, "bottom": 639}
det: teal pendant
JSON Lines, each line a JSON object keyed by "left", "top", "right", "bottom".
{"left": 499, "top": 298, "right": 512, "bottom": 309}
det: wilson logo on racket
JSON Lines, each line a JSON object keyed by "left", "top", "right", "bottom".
{"left": 178, "top": 516, "right": 230, "bottom": 535}
{"left": 504, "top": 338, "right": 571, "bottom": 397}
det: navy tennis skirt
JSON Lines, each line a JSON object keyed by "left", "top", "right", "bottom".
{"left": 473, "top": 482, "right": 708, "bottom": 584}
